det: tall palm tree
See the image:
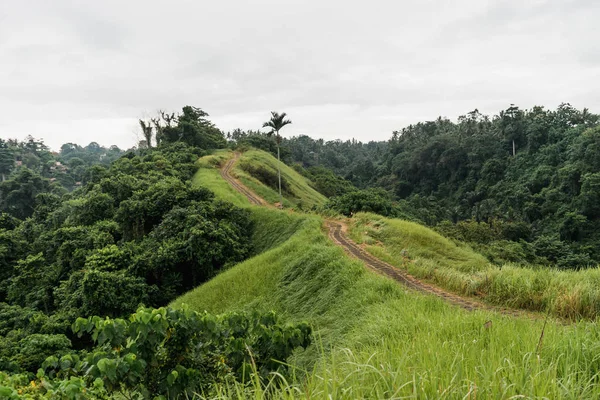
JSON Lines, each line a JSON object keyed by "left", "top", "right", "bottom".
{"left": 263, "top": 111, "right": 292, "bottom": 208}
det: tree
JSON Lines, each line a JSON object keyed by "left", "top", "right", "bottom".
{"left": 0, "top": 140, "right": 14, "bottom": 182}
{"left": 56, "top": 269, "right": 150, "bottom": 318}
{"left": 499, "top": 104, "right": 525, "bottom": 156}
{"left": 160, "top": 106, "right": 226, "bottom": 150}
{"left": 7, "top": 253, "right": 54, "bottom": 312}
{"left": 85, "top": 142, "right": 102, "bottom": 154}
{"left": 134, "top": 201, "right": 253, "bottom": 304}
{"left": 580, "top": 172, "right": 600, "bottom": 219}
{"left": 0, "top": 168, "right": 49, "bottom": 220}
{"left": 325, "top": 188, "right": 395, "bottom": 216}
{"left": 303, "top": 166, "right": 355, "bottom": 197}
{"left": 138, "top": 120, "right": 153, "bottom": 148}
{"left": 262, "top": 111, "right": 292, "bottom": 207}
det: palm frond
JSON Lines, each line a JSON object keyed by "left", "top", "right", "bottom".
{"left": 262, "top": 111, "right": 292, "bottom": 134}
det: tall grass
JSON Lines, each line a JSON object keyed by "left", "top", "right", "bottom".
{"left": 193, "top": 150, "right": 250, "bottom": 208}
{"left": 201, "top": 310, "right": 600, "bottom": 399}
{"left": 173, "top": 207, "right": 600, "bottom": 398}
{"left": 349, "top": 212, "right": 600, "bottom": 320}
{"left": 234, "top": 149, "right": 327, "bottom": 209}
{"left": 248, "top": 208, "right": 309, "bottom": 255}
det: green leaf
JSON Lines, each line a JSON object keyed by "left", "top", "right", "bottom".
{"left": 166, "top": 370, "right": 178, "bottom": 386}
{"left": 96, "top": 358, "right": 117, "bottom": 382}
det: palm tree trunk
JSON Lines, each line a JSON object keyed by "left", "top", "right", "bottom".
{"left": 277, "top": 143, "right": 282, "bottom": 208}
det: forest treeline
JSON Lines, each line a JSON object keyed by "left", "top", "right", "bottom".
{"left": 0, "top": 137, "right": 125, "bottom": 193}
{"left": 232, "top": 104, "right": 600, "bottom": 268}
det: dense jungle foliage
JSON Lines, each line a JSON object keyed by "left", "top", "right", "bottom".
{"left": 0, "top": 107, "right": 310, "bottom": 398}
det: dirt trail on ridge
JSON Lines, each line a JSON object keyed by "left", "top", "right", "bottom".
{"left": 220, "top": 153, "right": 530, "bottom": 318}
{"left": 220, "top": 153, "right": 267, "bottom": 206}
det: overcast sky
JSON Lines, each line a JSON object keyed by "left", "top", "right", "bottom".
{"left": 1, "top": 0, "right": 599, "bottom": 150}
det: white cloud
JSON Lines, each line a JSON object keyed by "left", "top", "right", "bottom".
{"left": 1, "top": 0, "right": 599, "bottom": 150}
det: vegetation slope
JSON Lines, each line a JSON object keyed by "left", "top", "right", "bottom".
{"left": 3, "top": 103, "right": 600, "bottom": 398}
{"left": 172, "top": 156, "right": 600, "bottom": 399}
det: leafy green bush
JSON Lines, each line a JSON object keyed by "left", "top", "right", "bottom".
{"left": 325, "top": 188, "right": 395, "bottom": 216}
{"left": 301, "top": 166, "right": 355, "bottom": 197}
{"left": 0, "top": 307, "right": 310, "bottom": 398}
{"left": 40, "top": 307, "right": 310, "bottom": 398}
{"left": 0, "top": 371, "right": 109, "bottom": 399}
{"left": 435, "top": 219, "right": 542, "bottom": 265}
{"left": 55, "top": 270, "right": 150, "bottom": 318}
{"left": 14, "top": 334, "right": 72, "bottom": 373}
{"left": 479, "top": 240, "right": 535, "bottom": 265}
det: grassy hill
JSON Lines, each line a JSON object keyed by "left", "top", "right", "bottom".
{"left": 193, "top": 149, "right": 251, "bottom": 208}
{"left": 174, "top": 156, "right": 600, "bottom": 398}
{"left": 193, "top": 148, "right": 327, "bottom": 210}
{"left": 235, "top": 149, "right": 327, "bottom": 209}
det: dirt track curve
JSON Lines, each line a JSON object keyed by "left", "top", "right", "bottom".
{"left": 220, "top": 153, "right": 527, "bottom": 318}
{"left": 220, "top": 153, "right": 266, "bottom": 206}
{"left": 326, "top": 221, "right": 529, "bottom": 317}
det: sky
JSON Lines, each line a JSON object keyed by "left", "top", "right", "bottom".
{"left": 1, "top": 0, "right": 599, "bottom": 151}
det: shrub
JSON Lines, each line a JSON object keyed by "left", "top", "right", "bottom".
{"left": 326, "top": 188, "right": 394, "bottom": 216}
{"left": 40, "top": 307, "right": 312, "bottom": 398}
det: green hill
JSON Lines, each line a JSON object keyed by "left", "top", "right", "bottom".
{"left": 194, "top": 148, "right": 327, "bottom": 209}
{"left": 193, "top": 149, "right": 251, "bottom": 208}
{"left": 172, "top": 179, "right": 600, "bottom": 398}
{"left": 235, "top": 149, "right": 326, "bottom": 209}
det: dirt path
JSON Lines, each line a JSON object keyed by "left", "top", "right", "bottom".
{"left": 326, "top": 220, "right": 531, "bottom": 318}
{"left": 220, "top": 153, "right": 528, "bottom": 318}
{"left": 220, "top": 153, "right": 267, "bottom": 206}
